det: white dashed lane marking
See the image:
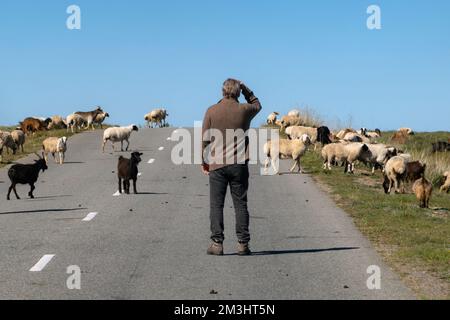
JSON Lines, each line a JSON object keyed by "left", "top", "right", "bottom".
{"left": 148, "top": 158, "right": 155, "bottom": 164}
{"left": 158, "top": 147, "right": 164, "bottom": 151}
{"left": 29, "top": 254, "right": 55, "bottom": 272}
{"left": 167, "top": 137, "right": 171, "bottom": 141}
{"left": 82, "top": 212, "right": 98, "bottom": 222}
{"left": 138, "top": 172, "right": 142, "bottom": 177}
{"left": 113, "top": 191, "right": 121, "bottom": 197}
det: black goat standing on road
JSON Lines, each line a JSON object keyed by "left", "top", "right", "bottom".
{"left": 118, "top": 152, "right": 143, "bottom": 194}
{"left": 7, "top": 153, "right": 48, "bottom": 200}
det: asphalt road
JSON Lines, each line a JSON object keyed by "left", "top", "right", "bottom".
{"left": 0, "top": 128, "right": 414, "bottom": 299}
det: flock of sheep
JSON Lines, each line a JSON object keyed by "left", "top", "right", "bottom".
{"left": 1, "top": 105, "right": 448, "bottom": 207}
{"left": 265, "top": 110, "right": 450, "bottom": 208}
{"left": 1, "top": 107, "right": 169, "bottom": 200}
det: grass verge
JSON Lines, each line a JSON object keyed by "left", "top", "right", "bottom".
{"left": 0, "top": 126, "right": 77, "bottom": 169}
{"left": 298, "top": 132, "right": 449, "bottom": 299}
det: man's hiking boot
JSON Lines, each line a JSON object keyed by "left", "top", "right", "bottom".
{"left": 237, "top": 242, "right": 251, "bottom": 256}
{"left": 207, "top": 242, "right": 224, "bottom": 256}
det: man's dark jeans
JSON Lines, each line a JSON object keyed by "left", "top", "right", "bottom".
{"left": 209, "top": 164, "right": 250, "bottom": 244}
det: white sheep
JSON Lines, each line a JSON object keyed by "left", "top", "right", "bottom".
{"left": 343, "top": 132, "right": 371, "bottom": 143}
{"left": 145, "top": 109, "right": 168, "bottom": 128}
{"left": 321, "top": 142, "right": 370, "bottom": 173}
{"left": 350, "top": 143, "right": 397, "bottom": 173}
{"left": 383, "top": 156, "right": 408, "bottom": 194}
{"left": 102, "top": 125, "right": 139, "bottom": 152}
{"left": 11, "top": 130, "right": 25, "bottom": 153}
{"left": 280, "top": 115, "right": 302, "bottom": 130}
{"left": 42, "top": 136, "right": 68, "bottom": 165}
{"left": 440, "top": 171, "right": 450, "bottom": 193}
{"left": 335, "top": 128, "right": 356, "bottom": 139}
{"left": 398, "top": 127, "right": 414, "bottom": 135}
{"left": 287, "top": 109, "right": 300, "bottom": 117}
{"left": 264, "top": 134, "right": 311, "bottom": 174}
{"left": 0, "top": 131, "right": 18, "bottom": 156}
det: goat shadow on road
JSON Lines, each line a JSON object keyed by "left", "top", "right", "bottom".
{"left": 223, "top": 246, "right": 360, "bottom": 257}
{"left": 0, "top": 207, "right": 88, "bottom": 216}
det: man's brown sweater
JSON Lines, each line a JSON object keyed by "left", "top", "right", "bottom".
{"left": 202, "top": 86, "right": 262, "bottom": 171}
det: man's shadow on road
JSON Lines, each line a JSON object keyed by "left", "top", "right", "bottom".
{"left": 223, "top": 246, "right": 359, "bottom": 256}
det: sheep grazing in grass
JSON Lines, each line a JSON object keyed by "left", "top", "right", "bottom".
{"left": 285, "top": 125, "right": 332, "bottom": 149}
{"left": 266, "top": 112, "right": 279, "bottom": 125}
{"left": 398, "top": 127, "right": 414, "bottom": 135}
{"left": 7, "top": 153, "right": 48, "bottom": 200}
{"left": 11, "top": 130, "right": 25, "bottom": 153}
{"left": 343, "top": 132, "right": 371, "bottom": 144}
{"left": 280, "top": 115, "right": 302, "bottom": 130}
{"left": 117, "top": 152, "right": 143, "bottom": 194}
{"left": 382, "top": 156, "right": 408, "bottom": 194}
{"left": 360, "top": 128, "right": 381, "bottom": 139}
{"left": 439, "top": 171, "right": 450, "bottom": 193}
{"left": 335, "top": 128, "right": 356, "bottom": 140}
{"left": 352, "top": 143, "right": 397, "bottom": 173}
{"left": 66, "top": 113, "right": 87, "bottom": 133}
{"left": 264, "top": 134, "right": 312, "bottom": 174}
{"left": 412, "top": 177, "right": 432, "bottom": 208}
{"left": 321, "top": 142, "right": 370, "bottom": 174}
{"left": 42, "top": 136, "right": 68, "bottom": 165}
{"left": 102, "top": 125, "right": 139, "bottom": 152}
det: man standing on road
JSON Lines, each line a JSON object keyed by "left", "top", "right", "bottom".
{"left": 201, "top": 79, "right": 262, "bottom": 256}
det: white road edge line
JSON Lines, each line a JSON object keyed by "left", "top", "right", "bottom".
{"left": 82, "top": 212, "right": 98, "bottom": 222}
{"left": 148, "top": 158, "right": 155, "bottom": 164}
{"left": 29, "top": 254, "right": 55, "bottom": 272}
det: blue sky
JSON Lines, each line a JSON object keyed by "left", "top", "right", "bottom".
{"left": 0, "top": 0, "right": 449, "bottom": 131}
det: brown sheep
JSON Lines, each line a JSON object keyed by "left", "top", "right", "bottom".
{"left": 412, "top": 177, "right": 432, "bottom": 208}
{"left": 390, "top": 131, "right": 409, "bottom": 144}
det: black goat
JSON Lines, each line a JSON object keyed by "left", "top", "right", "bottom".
{"left": 317, "top": 126, "right": 332, "bottom": 146}
{"left": 118, "top": 152, "right": 143, "bottom": 194}
{"left": 7, "top": 154, "right": 48, "bottom": 200}
{"left": 431, "top": 141, "right": 449, "bottom": 153}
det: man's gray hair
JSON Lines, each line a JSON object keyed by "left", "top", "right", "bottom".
{"left": 222, "top": 78, "right": 241, "bottom": 99}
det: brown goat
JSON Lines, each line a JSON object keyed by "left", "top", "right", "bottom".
{"left": 117, "top": 152, "right": 143, "bottom": 194}
{"left": 405, "top": 161, "right": 426, "bottom": 183}
{"left": 412, "top": 177, "right": 432, "bottom": 208}
{"left": 19, "top": 118, "right": 47, "bottom": 135}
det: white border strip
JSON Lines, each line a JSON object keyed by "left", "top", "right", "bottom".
{"left": 30, "top": 254, "right": 55, "bottom": 272}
